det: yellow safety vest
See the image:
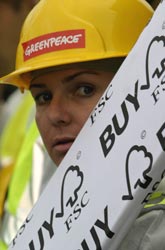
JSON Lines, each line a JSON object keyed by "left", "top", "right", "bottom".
{"left": 0, "top": 121, "right": 40, "bottom": 250}
{"left": 0, "top": 240, "right": 7, "bottom": 250}
{"left": 0, "top": 91, "right": 34, "bottom": 217}
{"left": 7, "top": 120, "right": 39, "bottom": 214}
{"left": 144, "top": 191, "right": 165, "bottom": 209}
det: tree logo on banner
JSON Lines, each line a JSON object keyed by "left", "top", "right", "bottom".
{"left": 56, "top": 165, "right": 84, "bottom": 218}
{"left": 122, "top": 145, "right": 153, "bottom": 200}
{"left": 142, "top": 35, "right": 165, "bottom": 91}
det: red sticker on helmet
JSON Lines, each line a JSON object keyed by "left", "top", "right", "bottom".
{"left": 22, "top": 29, "right": 85, "bottom": 61}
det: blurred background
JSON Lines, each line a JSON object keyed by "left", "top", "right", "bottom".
{"left": 0, "top": 0, "right": 39, "bottom": 130}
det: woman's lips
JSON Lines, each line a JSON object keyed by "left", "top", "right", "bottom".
{"left": 53, "top": 137, "right": 75, "bottom": 154}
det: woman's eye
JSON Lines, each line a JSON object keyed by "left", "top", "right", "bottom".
{"left": 76, "top": 85, "right": 95, "bottom": 96}
{"left": 34, "top": 92, "right": 52, "bottom": 105}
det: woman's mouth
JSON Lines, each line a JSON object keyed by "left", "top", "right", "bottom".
{"left": 53, "top": 137, "right": 75, "bottom": 154}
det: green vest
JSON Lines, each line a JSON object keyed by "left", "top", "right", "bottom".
{"left": 0, "top": 121, "right": 40, "bottom": 250}
{"left": 0, "top": 91, "right": 34, "bottom": 217}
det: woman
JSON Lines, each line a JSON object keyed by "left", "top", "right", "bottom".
{"left": 2, "top": 0, "right": 164, "bottom": 249}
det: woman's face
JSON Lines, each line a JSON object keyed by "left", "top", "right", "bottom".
{"left": 30, "top": 68, "right": 114, "bottom": 166}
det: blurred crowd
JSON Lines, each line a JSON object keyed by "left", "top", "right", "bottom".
{"left": 0, "top": 0, "right": 39, "bottom": 130}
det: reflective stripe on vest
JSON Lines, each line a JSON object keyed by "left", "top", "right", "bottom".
{"left": 0, "top": 92, "right": 34, "bottom": 217}
{"left": 7, "top": 121, "right": 39, "bottom": 214}
{"left": 144, "top": 191, "right": 165, "bottom": 209}
{"left": 0, "top": 240, "right": 7, "bottom": 250}
{"left": 0, "top": 92, "right": 34, "bottom": 164}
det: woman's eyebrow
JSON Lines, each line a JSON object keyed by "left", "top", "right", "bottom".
{"left": 62, "top": 71, "right": 98, "bottom": 84}
{"left": 29, "top": 70, "right": 99, "bottom": 89}
{"left": 29, "top": 83, "right": 46, "bottom": 90}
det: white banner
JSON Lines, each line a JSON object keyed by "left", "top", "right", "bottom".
{"left": 9, "top": 1, "right": 165, "bottom": 249}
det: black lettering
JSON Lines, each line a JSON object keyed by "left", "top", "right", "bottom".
{"left": 157, "top": 122, "right": 165, "bottom": 150}
{"left": 26, "top": 213, "right": 33, "bottom": 223}
{"left": 42, "top": 207, "right": 55, "bottom": 238}
{"left": 64, "top": 214, "right": 73, "bottom": 232}
{"left": 113, "top": 101, "right": 129, "bottom": 135}
{"left": 79, "top": 206, "right": 114, "bottom": 250}
{"left": 81, "top": 226, "right": 102, "bottom": 250}
{"left": 18, "top": 224, "right": 26, "bottom": 236}
{"left": 12, "top": 235, "right": 18, "bottom": 247}
{"left": 38, "top": 228, "right": 44, "bottom": 250}
{"left": 98, "top": 97, "right": 105, "bottom": 113}
{"left": 142, "top": 192, "right": 152, "bottom": 204}
{"left": 90, "top": 108, "right": 97, "bottom": 125}
{"left": 12, "top": 213, "right": 33, "bottom": 246}
{"left": 152, "top": 58, "right": 165, "bottom": 79}
{"left": 28, "top": 209, "right": 55, "bottom": 249}
{"left": 90, "top": 226, "right": 102, "bottom": 250}
{"left": 126, "top": 80, "right": 140, "bottom": 111}
{"left": 29, "top": 240, "right": 35, "bottom": 250}
{"left": 142, "top": 169, "right": 165, "bottom": 204}
{"left": 90, "top": 85, "right": 113, "bottom": 125}
{"left": 73, "top": 204, "right": 81, "bottom": 220}
{"left": 95, "top": 206, "right": 114, "bottom": 239}
{"left": 151, "top": 85, "right": 160, "bottom": 104}
{"left": 19, "top": 213, "right": 33, "bottom": 235}
{"left": 81, "top": 191, "right": 90, "bottom": 208}
{"left": 29, "top": 228, "right": 44, "bottom": 250}
{"left": 152, "top": 181, "right": 160, "bottom": 191}
{"left": 99, "top": 124, "right": 115, "bottom": 157}
{"left": 105, "top": 84, "right": 113, "bottom": 101}
{"left": 81, "top": 239, "right": 90, "bottom": 250}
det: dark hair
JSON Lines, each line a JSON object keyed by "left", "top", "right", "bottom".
{"left": 0, "top": 0, "right": 22, "bottom": 10}
{"left": 29, "top": 57, "right": 125, "bottom": 83}
{"left": 0, "top": 0, "right": 37, "bottom": 11}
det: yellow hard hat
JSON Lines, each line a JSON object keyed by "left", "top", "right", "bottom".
{"left": 0, "top": 0, "right": 153, "bottom": 90}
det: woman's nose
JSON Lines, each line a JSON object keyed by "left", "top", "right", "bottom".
{"left": 46, "top": 95, "right": 71, "bottom": 126}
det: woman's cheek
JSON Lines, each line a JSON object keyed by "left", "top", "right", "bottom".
{"left": 35, "top": 111, "right": 47, "bottom": 138}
